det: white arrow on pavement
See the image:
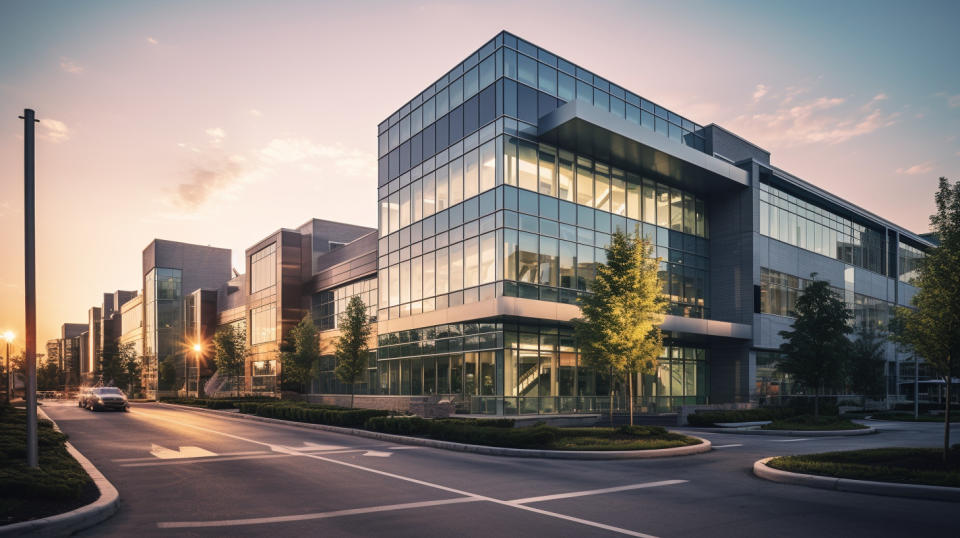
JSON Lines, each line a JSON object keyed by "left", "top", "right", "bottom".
{"left": 362, "top": 450, "right": 393, "bottom": 457}
{"left": 270, "top": 442, "right": 346, "bottom": 454}
{"left": 150, "top": 444, "right": 217, "bottom": 460}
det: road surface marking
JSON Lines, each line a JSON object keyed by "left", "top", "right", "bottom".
{"left": 115, "top": 450, "right": 265, "bottom": 463}
{"left": 772, "top": 438, "right": 810, "bottom": 443}
{"left": 508, "top": 480, "right": 687, "bottom": 505}
{"left": 150, "top": 444, "right": 217, "bottom": 459}
{"left": 133, "top": 408, "right": 661, "bottom": 537}
{"left": 275, "top": 441, "right": 346, "bottom": 452}
{"left": 712, "top": 444, "right": 743, "bottom": 448}
{"left": 123, "top": 453, "right": 294, "bottom": 467}
{"left": 159, "top": 497, "right": 482, "bottom": 528}
{"left": 362, "top": 450, "right": 393, "bottom": 457}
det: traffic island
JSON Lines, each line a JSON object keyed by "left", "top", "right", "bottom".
{"left": 0, "top": 405, "right": 118, "bottom": 535}
{"left": 754, "top": 448, "right": 960, "bottom": 502}
{"left": 159, "top": 402, "right": 711, "bottom": 459}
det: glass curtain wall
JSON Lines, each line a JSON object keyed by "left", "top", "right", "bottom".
{"left": 143, "top": 268, "right": 182, "bottom": 395}
{"left": 759, "top": 181, "right": 886, "bottom": 274}
{"left": 368, "top": 322, "right": 708, "bottom": 414}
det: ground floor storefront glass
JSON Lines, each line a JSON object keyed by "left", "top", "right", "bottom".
{"left": 316, "top": 319, "right": 709, "bottom": 414}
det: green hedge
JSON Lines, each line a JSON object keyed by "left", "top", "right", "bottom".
{"left": 238, "top": 402, "right": 388, "bottom": 427}
{"left": 0, "top": 404, "right": 92, "bottom": 516}
{"left": 160, "top": 397, "right": 278, "bottom": 410}
{"left": 364, "top": 417, "right": 554, "bottom": 449}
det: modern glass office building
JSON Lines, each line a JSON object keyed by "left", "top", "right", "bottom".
{"left": 356, "top": 31, "right": 934, "bottom": 414}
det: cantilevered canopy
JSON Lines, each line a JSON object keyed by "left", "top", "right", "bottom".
{"left": 538, "top": 101, "right": 748, "bottom": 195}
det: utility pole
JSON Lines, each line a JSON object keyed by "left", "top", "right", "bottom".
{"left": 19, "top": 109, "right": 39, "bottom": 468}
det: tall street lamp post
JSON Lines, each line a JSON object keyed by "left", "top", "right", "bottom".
{"left": 20, "top": 108, "right": 39, "bottom": 468}
{"left": 3, "top": 331, "right": 13, "bottom": 402}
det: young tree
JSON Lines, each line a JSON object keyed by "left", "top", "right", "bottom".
{"left": 118, "top": 342, "right": 142, "bottom": 396}
{"left": 891, "top": 177, "right": 960, "bottom": 462}
{"left": 847, "top": 324, "right": 887, "bottom": 407}
{"left": 335, "top": 296, "right": 372, "bottom": 409}
{"left": 778, "top": 276, "right": 852, "bottom": 418}
{"left": 575, "top": 232, "right": 668, "bottom": 425}
{"left": 98, "top": 340, "right": 124, "bottom": 386}
{"left": 214, "top": 325, "right": 247, "bottom": 397}
{"left": 281, "top": 314, "right": 321, "bottom": 395}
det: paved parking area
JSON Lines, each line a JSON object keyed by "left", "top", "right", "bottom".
{"left": 41, "top": 401, "right": 960, "bottom": 537}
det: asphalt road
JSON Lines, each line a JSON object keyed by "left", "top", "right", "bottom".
{"left": 40, "top": 401, "right": 959, "bottom": 537}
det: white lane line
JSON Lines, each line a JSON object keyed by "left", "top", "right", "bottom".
{"left": 159, "top": 497, "right": 482, "bottom": 528}
{"left": 133, "top": 409, "right": 660, "bottom": 537}
{"left": 508, "top": 480, "right": 687, "bottom": 505}
{"left": 771, "top": 438, "right": 810, "bottom": 443}
{"left": 712, "top": 444, "right": 743, "bottom": 449}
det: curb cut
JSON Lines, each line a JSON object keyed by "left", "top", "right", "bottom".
{"left": 753, "top": 457, "right": 960, "bottom": 502}
{"left": 155, "top": 403, "right": 711, "bottom": 460}
{"left": 683, "top": 426, "right": 876, "bottom": 437}
{"left": 0, "top": 410, "right": 119, "bottom": 537}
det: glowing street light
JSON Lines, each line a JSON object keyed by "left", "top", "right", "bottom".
{"left": 191, "top": 342, "right": 203, "bottom": 398}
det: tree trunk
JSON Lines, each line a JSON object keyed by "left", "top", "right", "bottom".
{"left": 608, "top": 368, "right": 614, "bottom": 427}
{"left": 628, "top": 371, "right": 634, "bottom": 426}
{"left": 944, "top": 372, "right": 952, "bottom": 464}
{"left": 814, "top": 384, "right": 820, "bottom": 420}
{"left": 350, "top": 383, "right": 355, "bottom": 410}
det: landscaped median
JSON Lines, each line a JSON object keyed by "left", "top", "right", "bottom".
{"left": 0, "top": 403, "right": 118, "bottom": 535}
{"left": 161, "top": 400, "right": 710, "bottom": 459}
{"left": 686, "top": 408, "right": 875, "bottom": 436}
{"left": 754, "top": 447, "right": 960, "bottom": 501}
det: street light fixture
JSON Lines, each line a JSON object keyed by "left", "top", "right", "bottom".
{"left": 192, "top": 343, "right": 202, "bottom": 398}
{"left": 2, "top": 331, "right": 13, "bottom": 402}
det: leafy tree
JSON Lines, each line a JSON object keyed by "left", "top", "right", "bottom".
{"left": 158, "top": 354, "right": 178, "bottom": 391}
{"left": 98, "top": 340, "right": 124, "bottom": 386}
{"left": 891, "top": 177, "right": 960, "bottom": 462}
{"left": 847, "top": 324, "right": 887, "bottom": 405}
{"left": 778, "top": 276, "right": 852, "bottom": 418}
{"left": 575, "top": 232, "right": 667, "bottom": 425}
{"left": 281, "top": 314, "right": 320, "bottom": 395}
{"left": 37, "top": 361, "right": 63, "bottom": 391}
{"left": 214, "top": 325, "right": 247, "bottom": 398}
{"left": 118, "top": 342, "right": 142, "bottom": 396}
{"left": 335, "top": 296, "right": 372, "bottom": 409}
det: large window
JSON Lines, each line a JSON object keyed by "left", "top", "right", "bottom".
{"left": 250, "top": 243, "right": 277, "bottom": 293}
{"left": 759, "top": 181, "right": 885, "bottom": 274}
{"left": 898, "top": 241, "right": 924, "bottom": 285}
{"left": 250, "top": 304, "right": 276, "bottom": 345}
{"left": 312, "top": 277, "right": 378, "bottom": 331}
{"left": 759, "top": 267, "right": 894, "bottom": 328}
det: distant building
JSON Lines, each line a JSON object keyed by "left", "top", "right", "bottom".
{"left": 141, "top": 239, "right": 232, "bottom": 398}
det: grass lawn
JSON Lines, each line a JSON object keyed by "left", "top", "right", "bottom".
{"left": 768, "top": 447, "right": 960, "bottom": 488}
{"left": 761, "top": 415, "right": 868, "bottom": 431}
{"left": 0, "top": 403, "right": 97, "bottom": 526}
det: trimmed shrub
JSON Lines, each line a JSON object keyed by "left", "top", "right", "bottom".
{"left": 241, "top": 402, "right": 388, "bottom": 427}
{"left": 365, "top": 416, "right": 431, "bottom": 435}
{"left": 616, "top": 425, "right": 668, "bottom": 437}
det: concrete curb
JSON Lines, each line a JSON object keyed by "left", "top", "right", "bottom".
{"left": 156, "top": 403, "right": 711, "bottom": 460}
{"left": 0, "top": 410, "right": 119, "bottom": 537}
{"left": 753, "top": 457, "right": 960, "bottom": 502}
{"left": 684, "top": 426, "right": 876, "bottom": 436}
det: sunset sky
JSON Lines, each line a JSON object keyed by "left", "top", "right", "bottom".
{"left": 1, "top": 0, "right": 958, "bottom": 350}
